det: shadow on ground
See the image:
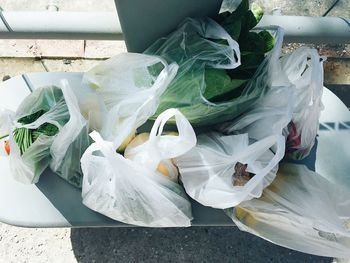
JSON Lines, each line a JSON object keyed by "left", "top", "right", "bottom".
{"left": 70, "top": 227, "right": 331, "bottom": 263}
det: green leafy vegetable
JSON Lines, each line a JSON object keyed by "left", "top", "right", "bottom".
{"left": 209, "top": 0, "right": 276, "bottom": 99}
{"left": 144, "top": 0, "right": 275, "bottom": 126}
{"left": 204, "top": 68, "right": 247, "bottom": 101}
{"left": 14, "top": 108, "right": 60, "bottom": 155}
{"left": 213, "top": 0, "right": 277, "bottom": 106}
{"left": 259, "top": 30, "right": 276, "bottom": 53}
{"left": 251, "top": 3, "right": 264, "bottom": 23}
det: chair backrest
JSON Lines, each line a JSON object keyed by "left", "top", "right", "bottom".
{"left": 114, "top": 0, "right": 223, "bottom": 52}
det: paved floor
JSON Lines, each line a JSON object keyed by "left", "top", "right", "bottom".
{"left": 0, "top": 223, "right": 334, "bottom": 263}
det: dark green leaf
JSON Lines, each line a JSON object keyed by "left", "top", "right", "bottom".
{"left": 240, "top": 52, "right": 265, "bottom": 69}
{"left": 216, "top": 11, "right": 232, "bottom": 24}
{"left": 36, "top": 123, "right": 59, "bottom": 137}
{"left": 221, "top": 19, "right": 242, "bottom": 41}
{"left": 233, "top": 0, "right": 249, "bottom": 16}
{"left": 239, "top": 32, "right": 265, "bottom": 53}
{"left": 240, "top": 10, "right": 259, "bottom": 33}
{"left": 227, "top": 67, "right": 257, "bottom": 80}
{"left": 259, "top": 30, "right": 276, "bottom": 53}
{"left": 204, "top": 68, "right": 247, "bottom": 101}
{"left": 18, "top": 110, "right": 45, "bottom": 125}
{"left": 217, "top": 0, "right": 248, "bottom": 30}
{"left": 211, "top": 83, "right": 247, "bottom": 102}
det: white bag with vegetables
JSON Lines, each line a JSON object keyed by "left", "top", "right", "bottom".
{"left": 0, "top": 80, "right": 90, "bottom": 188}
{"left": 282, "top": 47, "right": 324, "bottom": 160}
{"left": 222, "top": 46, "right": 324, "bottom": 160}
{"left": 175, "top": 2, "right": 291, "bottom": 208}
{"left": 82, "top": 53, "right": 178, "bottom": 148}
{"left": 81, "top": 109, "right": 196, "bottom": 227}
{"left": 144, "top": 0, "right": 280, "bottom": 126}
{"left": 229, "top": 163, "right": 350, "bottom": 258}
{"left": 176, "top": 132, "right": 285, "bottom": 209}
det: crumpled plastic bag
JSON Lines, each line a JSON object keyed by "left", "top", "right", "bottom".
{"left": 49, "top": 80, "right": 91, "bottom": 188}
{"left": 222, "top": 46, "right": 324, "bottom": 160}
{"left": 82, "top": 53, "right": 178, "bottom": 148}
{"left": 281, "top": 47, "right": 325, "bottom": 160}
{"left": 175, "top": 25, "right": 290, "bottom": 208}
{"left": 81, "top": 109, "right": 196, "bottom": 227}
{"left": 2, "top": 85, "right": 70, "bottom": 184}
{"left": 176, "top": 132, "right": 285, "bottom": 209}
{"left": 0, "top": 80, "right": 90, "bottom": 188}
{"left": 229, "top": 163, "right": 350, "bottom": 258}
{"left": 145, "top": 14, "right": 287, "bottom": 126}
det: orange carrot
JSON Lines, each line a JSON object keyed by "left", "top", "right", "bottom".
{"left": 4, "top": 140, "right": 10, "bottom": 155}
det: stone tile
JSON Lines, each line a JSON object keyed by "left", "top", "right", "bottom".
{"left": 0, "top": 40, "right": 125, "bottom": 58}
{"left": 0, "top": 40, "right": 38, "bottom": 57}
{"left": 0, "top": 40, "right": 85, "bottom": 58}
{"left": 40, "top": 58, "right": 103, "bottom": 72}
{"left": 35, "top": 40, "right": 85, "bottom": 58}
{"left": 324, "top": 58, "right": 350, "bottom": 85}
{"left": 0, "top": 58, "right": 45, "bottom": 81}
{"left": 84, "top": 40, "right": 127, "bottom": 58}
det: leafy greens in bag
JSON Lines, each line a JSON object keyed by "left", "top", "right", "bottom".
{"left": 2, "top": 82, "right": 91, "bottom": 188}
{"left": 144, "top": 0, "right": 275, "bottom": 126}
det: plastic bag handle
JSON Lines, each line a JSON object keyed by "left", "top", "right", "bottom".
{"left": 282, "top": 47, "right": 324, "bottom": 102}
{"left": 89, "top": 131, "right": 122, "bottom": 163}
{"left": 101, "top": 59, "right": 178, "bottom": 148}
{"left": 242, "top": 135, "right": 285, "bottom": 197}
{"left": 50, "top": 79, "right": 88, "bottom": 170}
{"left": 148, "top": 108, "right": 197, "bottom": 160}
{"left": 201, "top": 18, "right": 241, "bottom": 69}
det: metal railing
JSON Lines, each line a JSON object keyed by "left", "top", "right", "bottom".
{"left": 0, "top": 11, "right": 348, "bottom": 44}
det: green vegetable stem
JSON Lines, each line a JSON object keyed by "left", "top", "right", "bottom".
{"left": 13, "top": 110, "right": 60, "bottom": 155}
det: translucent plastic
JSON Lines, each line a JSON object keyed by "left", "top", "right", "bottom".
{"left": 8, "top": 86, "right": 69, "bottom": 184}
{"left": 174, "top": 26, "right": 288, "bottom": 209}
{"left": 144, "top": 18, "right": 284, "bottom": 126}
{"left": 176, "top": 132, "right": 284, "bottom": 209}
{"left": 220, "top": 85, "right": 294, "bottom": 143}
{"left": 281, "top": 47, "right": 325, "bottom": 160}
{"left": 81, "top": 109, "right": 196, "bottom": 227}
{"left": 221, "top": 46, "right": 324, "bottom": 160}
{"left": 229, "top": 164, "right": 350, "bottom": 258}
{"left": 82, "top": 53, "right": 178, "bottom": 148}
{"left": 50, "top": 80, "right": 90, "bottom": 188}
{"left": 0, "top": 81, "right": 91, "bottom": 188}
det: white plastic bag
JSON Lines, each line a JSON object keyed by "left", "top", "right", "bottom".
{"left": 175, "top": 26, "right": 289, "bottom": 209}
{"left": 218, "top": 26, "right": 293, "bottom": 142}
{"left": 221, "top": 85, "right": 294, "bottom": 145}
{"left": 82, "top": 53, "right": 178, "bottom": 148}
{"left": 176, "top": 132, "right": 284, "bottom": 209}
{"left": 6, "top": 85, "right": 70, "bottom": 184}
{"left": 0, "top": 81, "right": 91, "bottom": 187}
{"left": 81, "top": 109, "right": 197, "bottom": 227}
{"left": 281, "top": 47, "right": 325, "bottom": 160}
{"left": 0, "top": 109, "right": 14, "bottom": 156}
{"left": 50, "top": 80, "right": 90, "bottom": 188}
{"left": 222, "top": 47, "right": 324, "bottom": 161}
{"left": 230, "top": 163, "right": 350, "bottom": 258}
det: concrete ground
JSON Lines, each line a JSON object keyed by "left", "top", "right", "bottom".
{"left": 0, "top": 225, "right": 335, "bottom": 262}
{"left": 0, "top": 0, "right": 349, "bottom": 262}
